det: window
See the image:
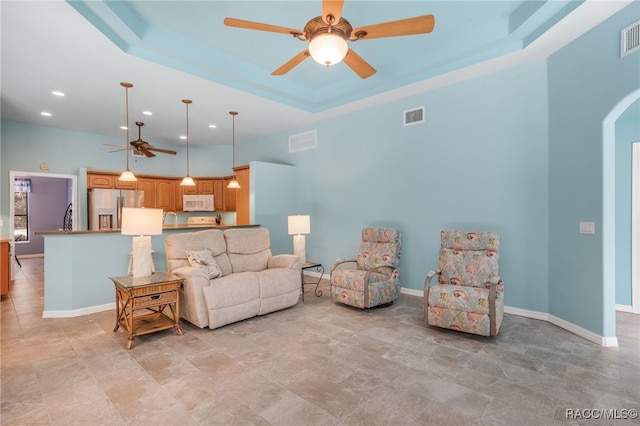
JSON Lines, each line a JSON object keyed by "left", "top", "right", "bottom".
{"left": 14, "top": 192, "right": 29, "bottom": 242}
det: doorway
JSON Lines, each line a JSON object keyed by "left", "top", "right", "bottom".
{"left": 633, "top": 142, "right": 640, "bottom": 313}
{"left": 8, "top": 171, "right": 77, "bottom": 280}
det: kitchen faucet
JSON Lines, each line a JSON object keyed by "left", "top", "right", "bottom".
{"left": 163, "top": 211, "right": 177, "bottom": 225}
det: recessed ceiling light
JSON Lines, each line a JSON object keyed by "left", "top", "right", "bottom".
{"left": 120, "top": 126, "right": 127, "bottom": 130}
{"left": 40, "top": 112, "right": 52, "bottom": 117}
{"left": 52, "top": 91, "right": 65, "bottom": 97}
{"left": 143, "top": 111, "right": 152, "bottom": 116}
{"left": 208, "top": 124, "right": 217, "bottom": 128}
{"left": 179, "top": 135, "right": 187, "bottom": 140}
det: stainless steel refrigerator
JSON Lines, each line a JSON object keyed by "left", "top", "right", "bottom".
{"left": 88, "top": 189, "right": 144, "bottom": 231}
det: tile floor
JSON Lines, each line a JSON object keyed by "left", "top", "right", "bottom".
{"left": 1, "top": 257, "right": 639, "bottom": 425}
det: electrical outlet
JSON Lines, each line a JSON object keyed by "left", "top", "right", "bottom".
{"left": 579, "top": 222, "right": 595, "bottom": 235}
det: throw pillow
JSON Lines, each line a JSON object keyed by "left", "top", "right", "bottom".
{"left": 186, "top": 250, "right": 221, "bottom": 279}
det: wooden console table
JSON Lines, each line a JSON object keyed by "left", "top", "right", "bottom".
{"left": 109, "top": 272, "right": 183, "bottom": 349}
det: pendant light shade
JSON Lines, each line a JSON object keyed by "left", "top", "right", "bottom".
{"left": 227, "top": 111, "right": 240, "bottom": 189}
{"left": 118, "top": 82, "right": 137, "bottom": 182}
{"left": 180, "top": 99, "right": 196, "bottom": 186}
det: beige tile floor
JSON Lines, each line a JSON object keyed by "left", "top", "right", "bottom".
{"left": 1, "top": 257, "right": 639, "bottom": 425}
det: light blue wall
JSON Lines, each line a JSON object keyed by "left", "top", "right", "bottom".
{"left": 615, "top": 100, "right": 640, "bottom": 306}
{"left": 237, "top": 59, "right": 551, "bottom": 312}
{"left": 548, "top": 2, "right": 640, "bottom": 336}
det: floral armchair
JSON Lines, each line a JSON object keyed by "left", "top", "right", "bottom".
{"left": 330, "top": 227, "right": 401, "bottom": 309}
{"left": 424, "top": 230, "right": 503, "bottom": 336}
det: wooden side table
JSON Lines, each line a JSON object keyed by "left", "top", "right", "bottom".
{"left": 109, "top": 272, "right": 183, "bottom": 349}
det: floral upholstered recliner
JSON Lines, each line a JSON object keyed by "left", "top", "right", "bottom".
{"left": 330, "top": 227, "right": 401, "bottom": 309}
{"left": 424, "top": 230, "right": 504, "bottom": 336}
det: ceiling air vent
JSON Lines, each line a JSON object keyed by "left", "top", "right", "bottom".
{"left": 403, "top": 106, "right": 425, "bottom": 126}
{"left": 288, "top": 129, "right": 317, "bottom": 153}
{"left": 621, "top": 20, "right": 640, "bottom": 57}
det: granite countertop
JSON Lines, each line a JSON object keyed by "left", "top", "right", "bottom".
{"left": 35, "top": 223, "right": 259, "bottom": 236}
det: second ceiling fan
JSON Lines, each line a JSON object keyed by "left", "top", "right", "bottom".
{"left": 106, "top": 122, "right": 177, "bottom": 158}
{"left": 224, "top": 0, "right": 435, "bottom": 79}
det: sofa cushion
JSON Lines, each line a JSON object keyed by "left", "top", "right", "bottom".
{"left": 187, "top": 250, "right": 221, "bottom": 279}
{"left": 202, "top": 272, "right": 259, "bottom": 309}
{"left": 256, "top": 268, "right": 301, "bottom": 298}
{"left": 224, "top": 228, "right": 272, "bottom": 273}
{"left": 165, "top": 229, "right": 232, "bottom": 276}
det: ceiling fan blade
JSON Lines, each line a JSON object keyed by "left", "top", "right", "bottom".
{"left": 343, "top": 48, "right": 376, "bottom": 79}
{"left": 141, "top": 149, "right": 155, "bottom": 158}
{"left": 108, "top": 148, "right": 126, "bottom": 153}
{"left": 224, "top": 18, "right": 304, "bottom": 37}
{"left": 147, "top": 147, "right": 177, "bottom": 155}
{"left": 322, "top": 0, "right": 344, "bottom": 25}
{"left": 352, "top": 15, "right": 435, "bottom": 40}
{"left": 103, "top": 143, "right": 126, "bottom": 147}
{"left": 272, "top": 50, "right": 311, "bottom": 75}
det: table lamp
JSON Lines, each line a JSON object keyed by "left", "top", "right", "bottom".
{"left": 121, "top": 207, "right": 163, "bottom": 277}
{"left": 288, "top": 215, "right": 310, "bottom": 264}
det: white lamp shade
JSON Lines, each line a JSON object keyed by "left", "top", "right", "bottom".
{"left": 288, "top": 215, "right": 310, "bottom": 235}
{"left": 121, "top": 208, "right": 163, "bottom": 236}
{"left": 309, "top": 33, "right": 348, "bottom": 66}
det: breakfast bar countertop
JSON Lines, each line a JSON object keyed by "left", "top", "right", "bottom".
{"left": 36, "top": 223, "right": 259, "bottom": 236}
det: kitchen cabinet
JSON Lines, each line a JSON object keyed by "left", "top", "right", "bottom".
{"left": 156, "top": 179, "right": 173, "bottom": 211}
{"left": 88, "top": 173, "right": 136, "bottom": 189}
{"left": 137, "top": 178, "right": 174, "bottom": 211}
{"left": 1, "top": 240, "right": 10, "bottom": 296}
{"left": 114, "top": 178, "right": 137, "bottom": 190}
{"left": 88, "top": 174, "right": 114, "bottom": 189}
{"left": 181, "top": 181, "right": 198, "bottom": 195}
{"left": 198, "top": 179, "right": 214, "bottom": 194}
{"left": 213, "top": 179, "right": 225, "bottom": 211}
{"left": 136, "top": 178, "right": 156, "bottom": 208}
{"left": 234, "top": 166, "right": 250, "bottom": 225}
{"left": 223, "top": 178, "right": 237, "bottom": 212}
{"left": 172, "top": 180, "right": 184, "bottom": 212}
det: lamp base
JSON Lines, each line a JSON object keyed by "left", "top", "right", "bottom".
{"left": 293, "top": 234, "right": 306, "bottom": 264}
{"left": 131, "top": 235, "right": 153, "bottom": 277}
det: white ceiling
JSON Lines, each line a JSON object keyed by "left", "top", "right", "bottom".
{"left": 0, "top": 0, "right": 631, "bottom": 149}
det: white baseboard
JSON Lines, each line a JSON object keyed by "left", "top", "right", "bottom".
{"left": 404, "top": 287, "right": 618, "bottom": 347}
{"left": 16, "top": 253, "right": 44, "bottom": 258}
{"left": 43, "top": 302, "right": 115, "bottom": 318}
{"left": 615, "top": 304, "right": 633, "bottom": 313}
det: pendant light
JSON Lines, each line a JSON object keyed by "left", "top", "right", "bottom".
{"left": 180, "top": 99, "right": 196, "bottom": 186}
{"left": 118, "top": 82, "right": 137, "bottom": 182}
{"left": 227, "top": 111, "right": 240, "bottom": 189}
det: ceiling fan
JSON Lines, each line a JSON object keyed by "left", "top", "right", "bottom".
{"left": 105, "top": 122, "right": 177, "bottom": 157}
{"left": 224, "top": 0, "right": 435, "bottom": 79}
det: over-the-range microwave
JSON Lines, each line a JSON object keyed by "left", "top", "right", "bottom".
{"left": 183, "top": 194, "right": 215, "bottom": 211}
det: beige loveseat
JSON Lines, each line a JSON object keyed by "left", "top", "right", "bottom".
{"left": 165, "top": 227, "right": 301, "bottom": 329}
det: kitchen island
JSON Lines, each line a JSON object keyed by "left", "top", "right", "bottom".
{"left": 36, "top": 224, "right": 259, "bottom": 318}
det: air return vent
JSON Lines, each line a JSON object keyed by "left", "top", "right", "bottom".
{"left": 621, "top": 20, "right": 640, "bottom": 57}
{"left": 288, "top": 129, "right": 317, "bottom": 153}
{"left": 403, "top": 106, "right": 425, "bottom": 126}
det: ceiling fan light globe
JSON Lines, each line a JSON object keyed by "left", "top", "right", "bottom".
{"left": 118, "top": 170, "right": 137, "bottom": 182}
{"left": 180, "top": 176, "right": 196, "bottom": 186}
{"left": 309, "top": 33, "right": 348, "bottom": 66}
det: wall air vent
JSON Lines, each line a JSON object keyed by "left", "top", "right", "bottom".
{"left": 621, "top": 20, "right": 640, "bottom": 57}
{"left": 403, "top": 106, "right": 425, "bottom": 126}
{"left": 288, "top": 129, "right": 317, "bottom": 153}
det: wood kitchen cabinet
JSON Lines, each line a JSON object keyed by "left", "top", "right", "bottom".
{"left": 198, "top": 179, "right": 214, "bottom": 194}
{"left": 87, "top": 174, "right": 114, "bottom": 189}
{"left": 137, "top": 178, "right": 174, "bottom": 211}
{"left": 156, "top": 179, "right": 173, "bottom": 211}
{"left": 136, "top": 178, "right": 156, "bottom": 208}
{"left": 88, "top": 173, "right": 136, "bottom": 189}
{"left": 234, "top": 166, "right": 250, "bottom": 225}
{"left": 223, "top": 178, "right": 236, "bottom": 211}
{"left": 213, "top": 179, "right": 225, "bottom": 211}
{"left": 1, "top": 240, "right": 10, "bottom": 296}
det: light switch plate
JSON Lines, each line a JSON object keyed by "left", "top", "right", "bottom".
{"left": 579, "top": 222, "right": 595, "bottom": 234}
